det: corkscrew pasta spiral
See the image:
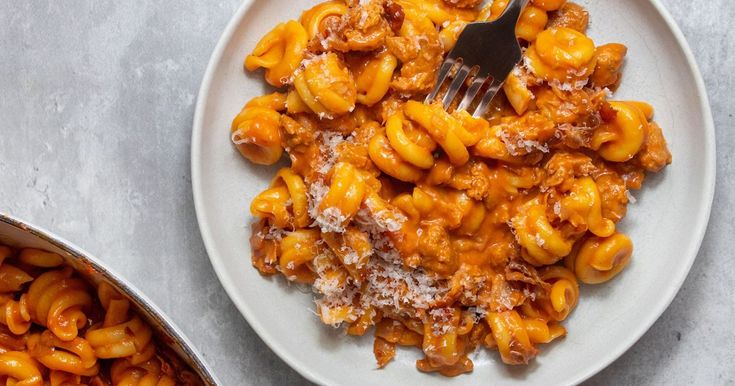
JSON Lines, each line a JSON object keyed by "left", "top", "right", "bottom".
{"left": 300, "top": 1, "right": 348, "bottom": 39}
{"left": 525, "top": 26, "right": 596, "bottom": 83}
{"left": 0, "top": 351, "right": 43, "bottom": 386}
{"left": 86, "top": 293, "right": 139, "bottom": 359}
{"left": 110, "top": 357, "right": 176, "bottom": 386}
{"left": 251, "top": 185, "right": 293, "bottom": 230}
{"left": 511, "top": 197, "right": 574, "bottom": 266}
{"left": 28, "top": 331, "right": 99, "bottom": 376}
{"left": 418, "top": 307, "right": 475, "bottom": 375}
{"left": 591, "top": 101, "right": 647, "bottom": 162}
{"left": 49, "top": 370, "right": 83, "bottom": 386}
{"left": 230, "top": 99, "right": 284, "bottom": 166}
{"left": 0, "top": 246, "right": 201, "bottom": 384}
{"left": 355, "top": 51, "right": 398, "bottom": 106}
{"left": 404, "top": 101, "right": 476, "bottom": 166}
{"left": 279, "top": 229, "right": 321, "bottom": 283}
{"left": 560, "top": 177, "right": 616, "bottom": 237}
{"left": 251, "top": 168, "right": 310, "bottom": 230}
{"left": 315, "top": 162, "right": 367, "bottom": 228}
{"left": 1, "top": 294, "right": 31, "bottom": 335}
{"left": 535, "top": 26, "right": 595, "bottom": 69}
{"left": 293, "top": 53, "right": 356, "bottom": 118}
{"left": 26, "top": 268, "right": 92, "bottom": 342}
{"left": 0, "top": 261, "right": 33, "bottom": 294}
{"left": 360, "top": 115, "right": 432, "bottom": 187}
{"left": 486, "top": 310, "right": 538, "bottom": 365}
{"left": 369, "top": 130, "right": 424, "bottom": 182}
{"left": 567, "top": 233, "right": 634, "bottom": 284}
{"left": 245, "top": 20, "right": 308, "bottom": 87}
{"left": 84, "top": 283, "right": 156, "bottom": 367}
{"left": 538, "top": 266, "right": 579, "bottom": 321}
{"left": 87, "top": 315, "right": 156, "bottom": 366}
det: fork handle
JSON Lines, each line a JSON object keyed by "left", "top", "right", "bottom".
{"left": 498, "top": 0, "right": 530, "bottom": 24}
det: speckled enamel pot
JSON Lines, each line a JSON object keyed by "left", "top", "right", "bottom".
{"left": 0, "top": 213, "right": 219, "bottom": 385}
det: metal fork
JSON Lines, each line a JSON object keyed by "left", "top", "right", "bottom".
{"left": 426, "top": 0, "right": 529, "bottom": 117}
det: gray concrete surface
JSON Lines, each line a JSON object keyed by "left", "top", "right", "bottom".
{"left": 0, "top": 1, "right": 732, "bottom": 385}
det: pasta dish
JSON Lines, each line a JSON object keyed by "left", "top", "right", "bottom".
{"left": 0, "top": 245, "right": 201, "bottom": 385}
{"left": 231, "top": 0, "right": 672, "bottom": 376}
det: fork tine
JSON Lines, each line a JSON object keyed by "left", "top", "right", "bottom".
{"left": 472, "top": 78, "right": 504, "bottom": 118}
{"left": 441, "top": 65, "right": 471, "bottom": 108}
{"left": 457, "top": 74, "right": 489, "bottom": 112}
{"left": 426, "top": 60, "right": 456, "bottom": 103}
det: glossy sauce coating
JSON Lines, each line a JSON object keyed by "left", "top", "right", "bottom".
{"left": 236, "top": 0, "right": 672, "bottom": 377}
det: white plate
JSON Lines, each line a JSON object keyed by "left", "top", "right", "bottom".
{"left": 192, "top": 1, "right": 716, "bottom": 385}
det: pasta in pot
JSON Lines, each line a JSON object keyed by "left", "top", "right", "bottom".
{"left": 0, "top": 245, "right": 201, "bottom": 385}
{"left": 234, "top": 0, "right": 672, "bottom": 377}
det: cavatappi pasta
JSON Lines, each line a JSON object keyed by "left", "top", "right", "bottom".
{"left": 0, "top": 245, "right": 201, "bottom": 385}
{"left": 234, "top": 0, "right": 672, "bottom": 376}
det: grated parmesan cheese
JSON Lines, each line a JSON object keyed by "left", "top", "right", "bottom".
{"left": 358, "top": 9, "right": 369, "bottom": 27}
{"left": 354, "top": 201, "right": 406, "bottom": 234}
{"left": 313, "top": 275, "right": 346, "bottom": 297}
{"left": 359, "top": 259, "right": 448, "bottom": 314}
{"left": 353, "top": 203, "right": 407, "bottom": 266}
{"left": 535, "top": 233, "right": 545, "bottom": 247}
{"left": 549, "top": 78, "right": 589, "bottom": 91}
{"left": 625, "top": 190, "right": 637, "bottom": 204}
{"left": 497, "top": 129, "right": 549, "bottom": 156}
{"left": 307, "top": 179, "right": 347, "bottom": 233}
{"left": 341, "top": 245, "right": 360, "bottom": 265}
{"left": 313, "top": 206, "right": 347, "bottom": 234}
{"left": 568, "top": 66, "right": 589, "bottom": 77}
{"left": 231, "top": 131, "right": 255, "bottom": 146}
{"left": 258, "top": 226, "right": 288, "bottom": 241}
{"left": 308, "top": 180, "right": 329, "bottom": 218}
{"left": 316, "top": 131, "right": 355, "bottom": 175}
{"left": 429, "top": 307, "right": 454, "bottom": 335}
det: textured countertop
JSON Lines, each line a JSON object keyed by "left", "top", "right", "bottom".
{"left": 0, "top": 1, "right": 732, "bottom": 385}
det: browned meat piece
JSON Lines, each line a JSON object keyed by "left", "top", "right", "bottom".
{"left": 590, "top": 43, "right": 628, "bottom": 90}
{"left": 547, "top": 2, "right": 589, "bottom": 32}
{"left": 635, "top": 122, "right": 673, "bottom": 172}
{"left": 592, "top": 164, "right": 630, "bottom": 223}
{"left": 543, "top": 151, "right": 596, "bottom": 190}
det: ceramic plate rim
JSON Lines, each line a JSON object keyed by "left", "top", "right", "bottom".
{"left": 191, "top": 1, "right": 716, "bottom": 384}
